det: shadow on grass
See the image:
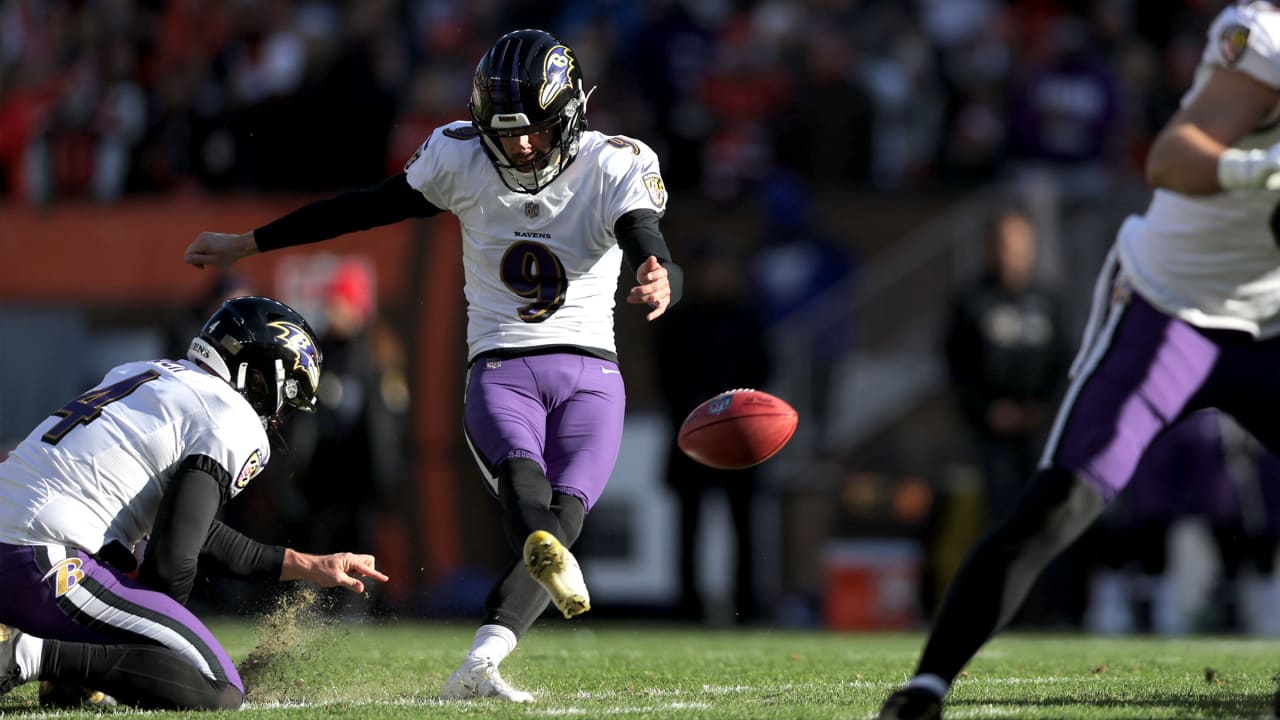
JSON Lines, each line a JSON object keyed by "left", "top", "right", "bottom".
{"left": 954, "top": 691, "right": 1271, "bottom": 719}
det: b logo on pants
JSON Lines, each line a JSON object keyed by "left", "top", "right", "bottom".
{"left": 41, "top": 558, "right": 85, "bottom": 597}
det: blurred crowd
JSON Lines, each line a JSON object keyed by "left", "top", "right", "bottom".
{"left": 4, "top": 0, "right": 1264, "bottom": 631}
{"left": 0, "top": 0, "right": 1230, "bottom": 207}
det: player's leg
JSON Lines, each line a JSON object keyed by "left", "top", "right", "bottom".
{"left": 538, "top": 354, "right": 625, "bottom": 615}
{"left": 0, "top": 627, "right": 241, "bottom": 709}
{"left": 497, "top": 464, "right": 589, "bottom": 624}
{"left": 462, "top": 354, "right": 604, "bottom": 615}
{"left": 447, "top": 355, "right": 589, "bottom": 701}
{"left": 1208, "top": 333, "right": 1280, "bottom": 640}
{"left": 440, "top": 488, "right": 587, "bottom": 702}
{"left": 485, "top": 490, "right": 588, "bottom": 633}
{"left": 0, "top": 544, "right": 243, "bottom": 709}
{"left": 881, "top": 288, "right": 1220, "bottom": 719}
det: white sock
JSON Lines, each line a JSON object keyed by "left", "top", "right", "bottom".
{"left": 905, "top": 673, "right": 949, "bottom": 698}
{"left": 466, "top": 624, "right": 517, "bottom": 666}
{"left": 13, "top": 633, "right": 43, "bottom": 681}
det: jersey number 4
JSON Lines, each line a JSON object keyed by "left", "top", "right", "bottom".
{"left": 42, "top": 370, "right": 160, "bottom": 445}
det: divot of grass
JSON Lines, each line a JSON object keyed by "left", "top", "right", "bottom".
{"left": 239, "top": 585, "right": 342, "bottom": 703}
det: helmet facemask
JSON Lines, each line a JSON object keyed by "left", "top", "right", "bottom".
{"left": 469, "top": 30, "right": 592, "bottom": 194}
{"left": 235, "top": 359, "right": 302, "bottom": 448}
{"left": 474, "top": 84, "right": 588, "bottom": 194}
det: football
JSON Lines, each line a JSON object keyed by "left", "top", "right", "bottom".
{"left": 677, "top": 389, "right": 799, "bottom": 470}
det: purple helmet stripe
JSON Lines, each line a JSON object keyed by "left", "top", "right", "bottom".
{"left": 506, "top": 37, "right": 524, "bottom": 114}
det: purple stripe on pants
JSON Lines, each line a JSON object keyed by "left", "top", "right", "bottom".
{"left": 1048, "top": 287, "right": 1280, "bottom": 504}
{"left": 464, "top": 353, "right": 626, "bottom": 510}
{"left": 0, "top": 543, "right": 242, "bottom": 691}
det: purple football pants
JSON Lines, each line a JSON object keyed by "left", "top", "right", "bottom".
{"left": 463, "top": 352, "right": 626, "bottom": 511}
{"left": 1045, "top": 279, "right": 1280, "bottom": 505}
{"left": 0, "top": 543, "right": 242, "bottom": 691}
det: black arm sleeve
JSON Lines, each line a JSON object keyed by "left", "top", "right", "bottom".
{"left": 140, "top": 456, "right": 286, "bottom": 604}
{"left": 138, "top": 455, "right": 227, "bottom": 604}
{"left": 199, "top": 521, "right": 285, "bottom": 581}
{"left": 254, "top": 172, "right": 443, "bottom": 252}
{"left": 615, "top": 209, "right": 684, "bottom": 308}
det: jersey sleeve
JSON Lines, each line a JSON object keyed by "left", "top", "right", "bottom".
{"left": 184, "top": 402, "right": 269, "bottom": 500}
{"left": 404, "top": 121, "right": 477, "bottom": 213}
{"left": 1207, "top": 5, "right": 1280, "bottom": 89}
{"left": 600, "top": 135, "right": 669, "bottom": 231}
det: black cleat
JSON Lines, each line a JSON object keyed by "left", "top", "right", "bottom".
{"left": 879, "top": 687, "right": 943, "bottom": 720}
{"left": 0, "top": 624, "right": 25, "bottom": 695}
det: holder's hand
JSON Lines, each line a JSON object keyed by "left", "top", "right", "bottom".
{"left": 184, "top": 231, "right": 259, "bottom": 270}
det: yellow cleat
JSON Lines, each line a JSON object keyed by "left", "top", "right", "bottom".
{"left": 39, "top": 681, "right": 119, "bottom": 708}
{"left": 523, "top": 530, "right": 590, "bottom": 619}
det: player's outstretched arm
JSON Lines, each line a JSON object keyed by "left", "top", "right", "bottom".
{"left": 280, "top": 550, "right": 389, "bottom": 594}
{"left": 628, "top": 255, "right": 672, "bottom": 321}
{"left": 184, "top": 231, "right": 259, "bottom": 270}
{"left": 184, "top": 174, "right": 441, "bottom": 270}
{"left": 1147, "top": 66, "right": 1280, "bottom": 194}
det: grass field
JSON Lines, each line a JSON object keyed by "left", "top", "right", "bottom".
{"left": 2, "top": 618, "right": 1279, "bottom": 719}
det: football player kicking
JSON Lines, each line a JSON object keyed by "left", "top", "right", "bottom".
{"left": 184, "top": 28, "right": 682, "bottom": 702}
{"left": 0, "top": 296, "right": 388, "bottom": 710}
{"left": 881, "top": 3, "right": 1280, "bottom": 718}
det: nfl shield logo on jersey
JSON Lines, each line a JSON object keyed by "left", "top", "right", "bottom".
{"left": 524, "top": 201, "right": 540, "bottom": 218}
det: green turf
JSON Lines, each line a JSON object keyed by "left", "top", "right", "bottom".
{"left": 3, "top": 621, "right": 1278, "bottom": 718}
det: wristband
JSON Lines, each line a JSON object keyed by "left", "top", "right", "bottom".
{"left": 1218, "top": 147, "right": 1274, "bottom": 190}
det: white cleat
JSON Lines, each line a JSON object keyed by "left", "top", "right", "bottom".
{"left": 524, "top": 530, "right": 590, "bottom": 619}
{"left": 440, "top": 660, "right": 534, "bottom": 702}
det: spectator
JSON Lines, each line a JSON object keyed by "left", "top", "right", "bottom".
{"left": 943, "top": 203, "right": 1071, "bottom": 529}
{"left": 942, "top": 201, "right": 1074, "bottom": 626}
{"left": 749, "top": 172, "right": 856, "bottom": 443}
{"left": 654, "top": 242, "right": 772, "bottom": 624}
{"left": 771, "top": 25, "right": 873, "bottom": 186}
{"left": 277, "top": 259, "right": 406, "bottom": 616}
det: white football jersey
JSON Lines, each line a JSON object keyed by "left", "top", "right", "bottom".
{"left": 405, "top": 122, "right": 669, "bottom": 359}
{"left": 0, "top": 359, "right": 269, "bottom": 552}
{"left": 1120, "top": 2, "right": 1280, "bottom": 337}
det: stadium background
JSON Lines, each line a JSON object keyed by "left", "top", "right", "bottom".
{"left": 0, "top": 0, "right": 1248, "bottom": 633}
